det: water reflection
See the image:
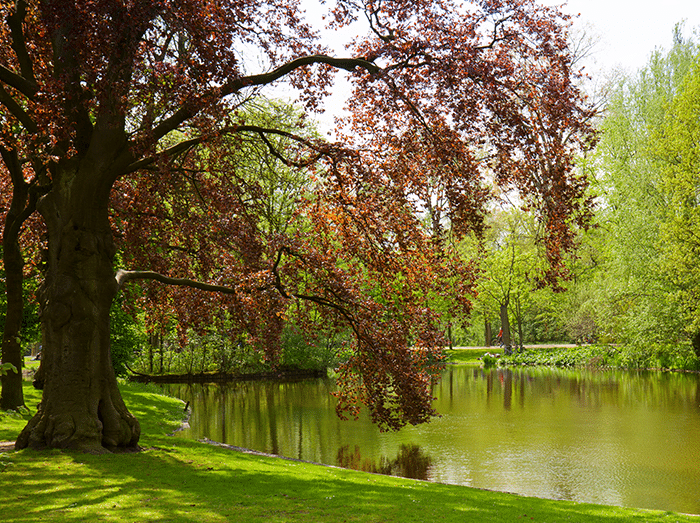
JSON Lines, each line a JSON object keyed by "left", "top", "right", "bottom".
{"left": 162, "top": 367, "right": 700, "bottom": 515}
{"left": 336, "top": 443, "right": 432, "bottom": 479}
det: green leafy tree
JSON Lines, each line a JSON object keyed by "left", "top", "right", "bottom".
{"left": 475, "top": 206, "right": 543, "bottom": 351}
{"left": 653, "top": 56, "right": 700, "bottom": 354}
{"left": 592, "top": 27, "right": 699, "bottom": 345}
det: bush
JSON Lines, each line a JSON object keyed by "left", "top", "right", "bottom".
{"left": 500, "top": 343, "right": 700, "bottom": 371}
{"left": 481, "top": 353, "right": 499, "bottom": 368}
{"left": 128, "top": 323, "right": 345, "bottom": 376}
{"left": 110, "top": 298, "right": 146, "bottom": 376}
{"left": 280, "top": 326, "right": 343, "bottom": 370}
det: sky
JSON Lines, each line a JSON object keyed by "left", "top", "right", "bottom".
{"left": 545, "top": 0, "right": 700, "bottom": 73}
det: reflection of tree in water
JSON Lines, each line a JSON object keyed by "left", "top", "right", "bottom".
{"left": 336, "top": 444, "right": 432, "bottom": 480}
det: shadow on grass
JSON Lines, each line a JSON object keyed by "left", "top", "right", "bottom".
{"left": 2, "top": 439, "right": 692, "bottom": 523}
{"left": 1, "top": 381, "right": 693, "bottom": 522}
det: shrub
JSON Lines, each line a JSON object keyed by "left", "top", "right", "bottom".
{"left": 500, "top": 343, "right": 700, "bottom": 371}
{"left": 481, "top": 353, "right": 499, "bottom": 368}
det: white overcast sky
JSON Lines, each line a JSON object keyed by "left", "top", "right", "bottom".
{"left": 545, "top": 0, "right": 700, "bottom": 73}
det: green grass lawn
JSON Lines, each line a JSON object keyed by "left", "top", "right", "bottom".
{"left": 1, "top": 375, "right": 697, "bottom": 522}
{"left": 445, "top": 347, "right": 500, "bottom": 364}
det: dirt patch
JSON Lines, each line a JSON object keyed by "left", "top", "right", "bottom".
{"left": 0, "top": 441, "right": 15, "bottom": 453}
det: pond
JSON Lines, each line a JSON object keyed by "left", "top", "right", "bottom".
{"left": 162, "top": 366, "right": 700, "bottom": 514}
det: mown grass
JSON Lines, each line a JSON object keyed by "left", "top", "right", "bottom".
{"left": 1, "top": 376, "right": 698, "bottom": 521}
{"left": 444, "top": 347, "right": 498, "bottom": 364}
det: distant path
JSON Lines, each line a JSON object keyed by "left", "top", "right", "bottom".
{"left": 449, "top": 344, "right": 577, "bottom": 350}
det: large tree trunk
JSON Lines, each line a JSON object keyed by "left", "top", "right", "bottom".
{"left": 16, "top": 160, "right": 140, "bottom": 453}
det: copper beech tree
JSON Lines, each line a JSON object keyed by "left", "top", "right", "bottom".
{"left": 0, "top": 0, "right": 595, "bottom": 452}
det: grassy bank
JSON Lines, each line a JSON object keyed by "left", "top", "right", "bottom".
{"left": 444, "top": 347, "right": 497, "bottom": 364}
{"left": 1, "top": 381, "right": 697, "bottom": 521}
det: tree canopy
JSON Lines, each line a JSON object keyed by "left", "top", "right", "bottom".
{"left": 0, "top": 0, "right": 595, "bottom": 451}
{"left": 654, "top": 55, "right": 700, "bottom": 350}
{"left": 586, "top": 29, "right": 700, "bottom": 348}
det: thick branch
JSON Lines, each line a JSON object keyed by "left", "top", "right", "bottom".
{"left": 121, "top": 136, "right": 202, "bottom": 174}
{"left": 115, "top": 270, "right": 241, "bottom": 294}
{"left": 5, "top": 180, "right": 44, "bottom": 241}
{"left": 150, "top": 106, "right": 196, "bottom": 143}
{"left": 150, "top": 55, "right": 380, "bottom": 142}
{"left": 0, "top": 63, "right": 37, "bottom": 98}
{"left": 0, "top": 83, "right": 36, "bottom": 132}
{"left": 6, "top": 0, "right": 36, "bottom": 87}
{"left": 0, "top": 145, "right": 46, "bottom": 254}
{"left": 220, "top": 55, "right": 380, "bottom": 98}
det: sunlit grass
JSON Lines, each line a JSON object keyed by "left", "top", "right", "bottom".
{"left": 444, "top": 347, "right": 499, "bottom": 364}
{"left": 0, "top": 361, "right": 42, "bottom": 442}
{"left": 0, "top": 375, "right": 697, "bottom": 522}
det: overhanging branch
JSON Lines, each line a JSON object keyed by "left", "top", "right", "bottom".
{"left": 121, "top": 136, "right": 202, "bottom": 174}
{"left": 236, "top": 124, "right": 327, "bottom": 168}
{"left": 150, "top": 54, "right": 380, "bottom": 142}
{"left": 124, "top": 124, "right": 329, "bottom": 176}
{"left": 115, "top": 269, "right": 241, "bottom": 295}
{"left": 117, "top": 263, "right": 361, "bottom": 332}
{"left": 221, "top": 55, "right": 380, "bottom": 98}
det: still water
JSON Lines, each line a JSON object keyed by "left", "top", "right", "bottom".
{"left": 163, "top": 366, "right": 700, "bottom": 514}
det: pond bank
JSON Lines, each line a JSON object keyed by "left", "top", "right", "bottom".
{"left": 0, "top": 380, "right": 696, "bottom": 522}
{"left": 127, "top": 367, "right": 327, "bottom": 384}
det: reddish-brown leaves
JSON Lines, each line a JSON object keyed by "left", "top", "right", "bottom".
{"left": 1, "top": 0, "right": 596, "bottom": 431}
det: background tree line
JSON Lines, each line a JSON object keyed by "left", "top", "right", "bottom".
{"left": 440, "top": 25, "right": 700, "bottom": 353}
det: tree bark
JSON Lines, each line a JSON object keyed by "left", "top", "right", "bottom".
{"left": 1, "top": 234, "right": 25, "bottom": 410}
{"left": 0, "top": 148, "right": 30, "bottom": 411}
{"left": 16, "top": 160, "right": 140, "bottom": 452}
{"left": 484, "top": 318, "right": 492, "bottom": 347}
{"left": 692, "top": 331, "right": 700, "bottom": 359}
{"left": 499, "top": 302, "right": 512, "bottom": 355}
{"left": 514, "top": 296, "right": 524, "bottom": 351}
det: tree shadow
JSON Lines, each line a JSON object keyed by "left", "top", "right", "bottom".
{"left": 2, "top": 443, "right": 693, "bottom": 522}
